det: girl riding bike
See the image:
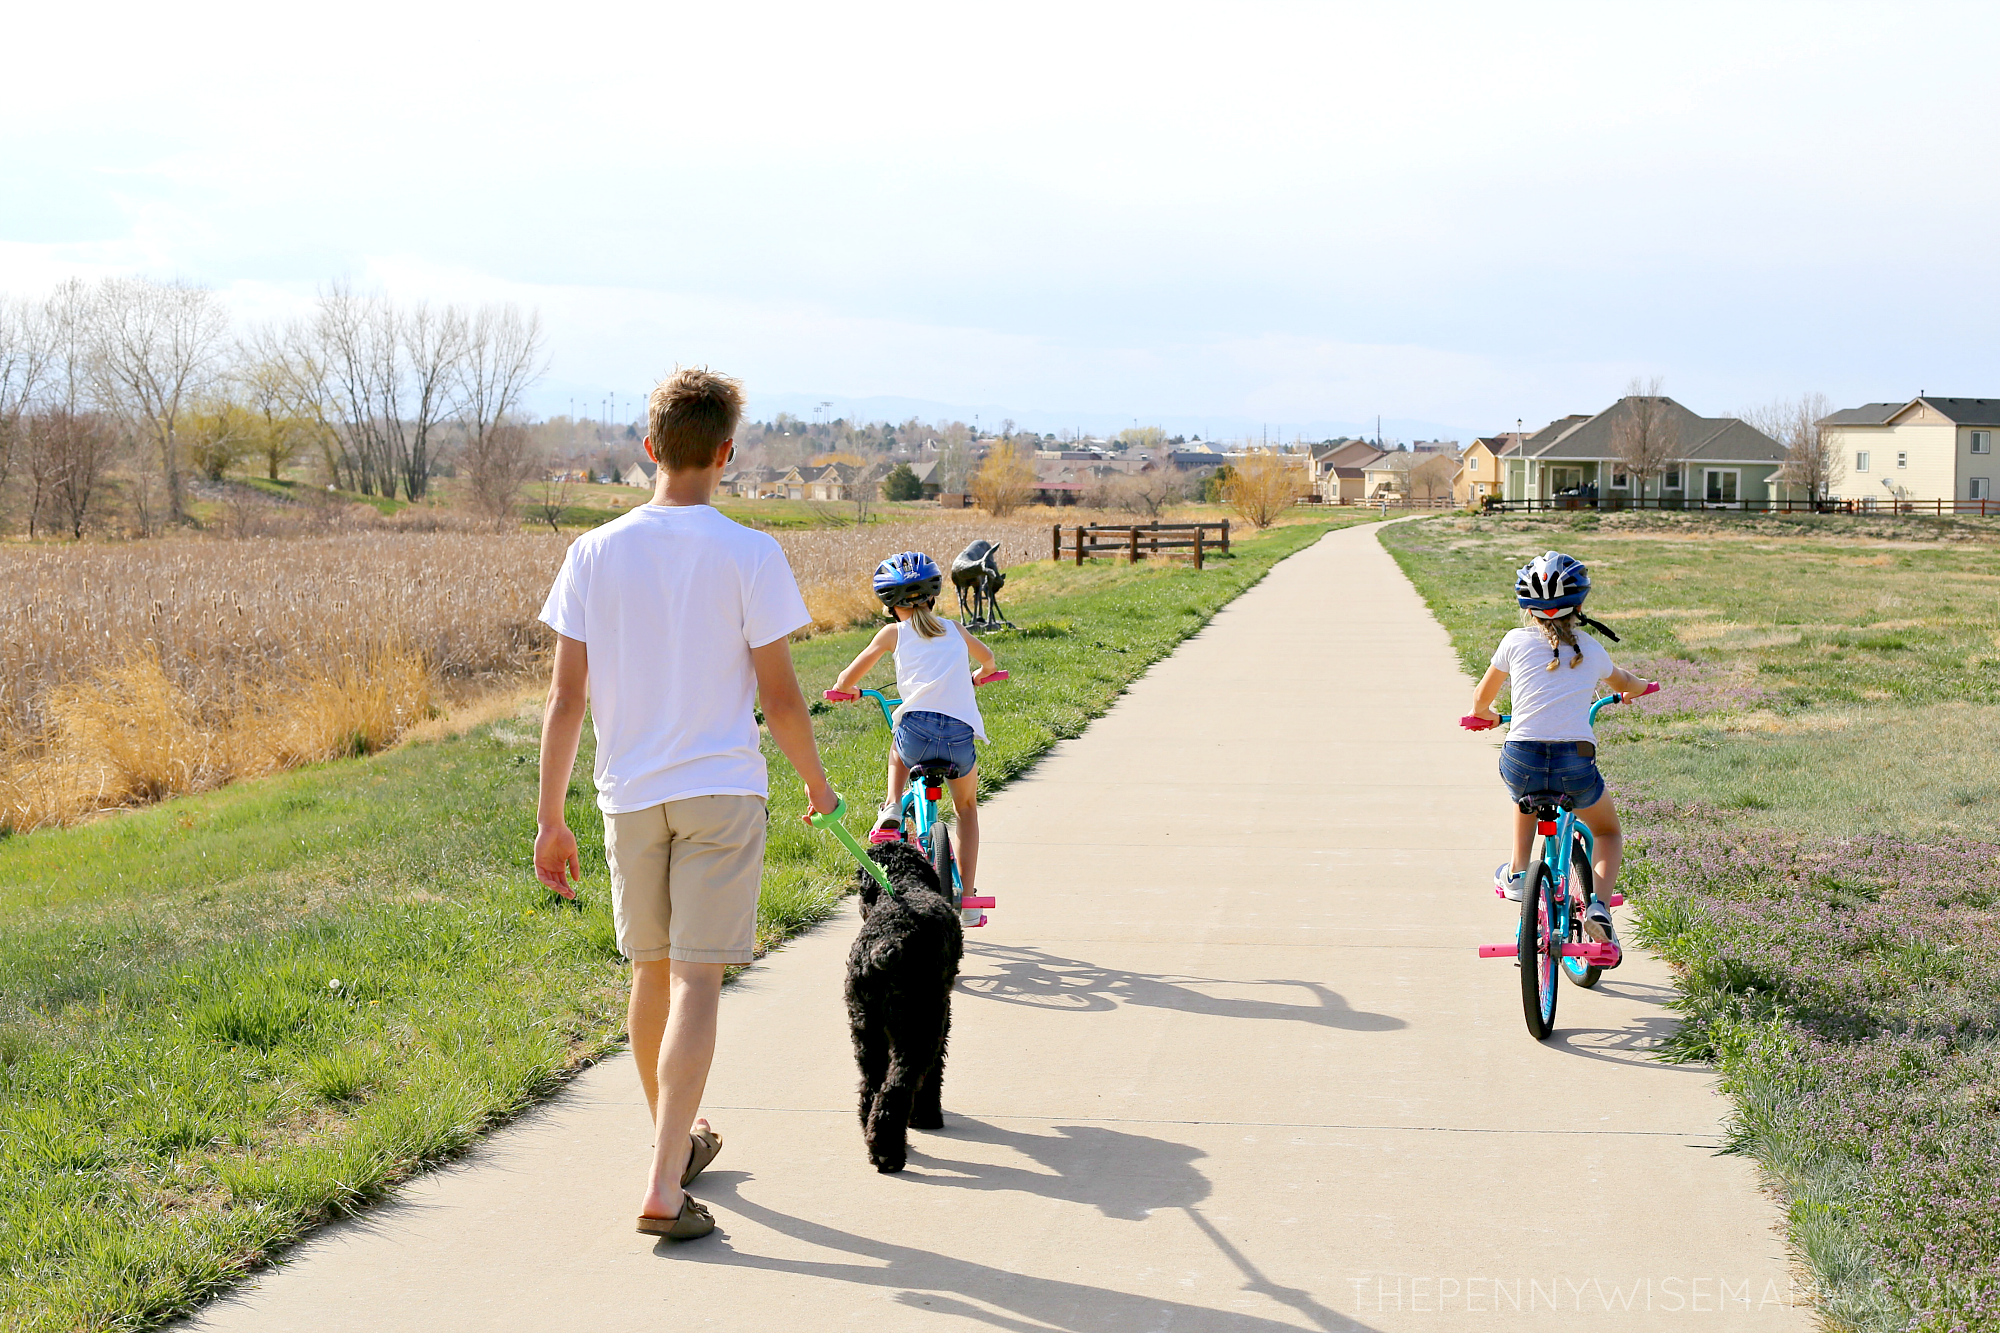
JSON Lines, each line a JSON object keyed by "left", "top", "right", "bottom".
{"left": 831, "top": 551, "right": 1001, "bottom": 924}
{"left": 1468, "top": 551, "right": 1654, "bottom": 946}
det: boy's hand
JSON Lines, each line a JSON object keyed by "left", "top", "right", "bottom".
{"left": 802, "top": 784, "right": 841, "bottom": 826}
{"left": 534, "top": 822, "right": 581, "bottom": 900}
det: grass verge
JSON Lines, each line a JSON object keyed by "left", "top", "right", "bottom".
{"left": 0, "top": 514, "right": 1365, "bottom": 1330}
{"left": 1381, "top": 511, "right": 2000, "bottom": 1332}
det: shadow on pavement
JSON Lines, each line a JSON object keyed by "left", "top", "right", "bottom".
{"left": 959, "top": 944, "right": 1404, "bottom": 1032}
{"left": 675, "top": 1145, "right": 1380, "bottom": 1333}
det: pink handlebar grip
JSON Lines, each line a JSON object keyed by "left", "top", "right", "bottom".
{"left": 1460, "top": 715, "right": 1497, "bottom": 731}
{"left": 961, "top": 895, "right": 996, "bottom": 909}
{"left": 974, "top": 671, "right": 1009, "bottom": 686}
{"left": 1607, "top": 893, "right": 1625, "bottom": 907}
{"left": 823, "top": 689, "right": 858, "bottom": 702}
{"left": 1640, "top": 681, "right": 1660, "bottom": 696}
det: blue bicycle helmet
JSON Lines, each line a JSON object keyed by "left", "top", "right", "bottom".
{"left": 872, "top": 551, "right": 943, "bottom": 608}
{"left": 1515, "top": 550, "right": 1590, "bottom": 617}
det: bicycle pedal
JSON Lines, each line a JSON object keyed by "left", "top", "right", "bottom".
{"left": 866, "top": 829, "right": 902, "bottom": 845}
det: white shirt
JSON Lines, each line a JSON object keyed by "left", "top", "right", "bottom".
{"left": 538, "top": 504, "right": 811, "bottom": 813}
{"left": 1490, "top": 626, "right": 1618, "bottom": 743}
{"left": 890, "top": 620, "right": 986, "bottom": 741}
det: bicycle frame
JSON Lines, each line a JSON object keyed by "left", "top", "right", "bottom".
{"left": 822, "top": 678, "right": 1006, "bottom": 921}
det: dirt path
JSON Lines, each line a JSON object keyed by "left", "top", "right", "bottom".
{"left": 186, "top": 522, "right": 1805, "bottom": 1332}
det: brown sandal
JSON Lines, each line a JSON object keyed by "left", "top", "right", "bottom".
{"left": 682, "top": 1126, "right": 722, "bottom": 1187}
{"left": 637, "top": 1193, "right": 714, "bottom": 1240}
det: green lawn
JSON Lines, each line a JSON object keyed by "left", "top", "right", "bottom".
{"left": 1381, "top": 511, "right": 2000, "bottom": 1332}
{"left": 0, "top": 515, "right": 1366, "bottom": 1331}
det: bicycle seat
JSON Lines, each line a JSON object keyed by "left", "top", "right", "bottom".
{"left": 909, "top": 759, "right": 962, "bottom": 782}
{"left": 1515, "top": 790, "right": 1576, "bottom": 815}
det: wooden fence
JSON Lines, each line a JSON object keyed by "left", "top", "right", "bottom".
{"left": 1052, "top": 521, "right": 1231, "bottom": 569}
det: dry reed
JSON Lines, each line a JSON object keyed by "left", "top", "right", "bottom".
{"left": 0, "top": 514, "right": 1052, "bottom": 828}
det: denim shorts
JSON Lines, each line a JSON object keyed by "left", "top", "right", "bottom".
{"left": 893, "top": 710, "right": 977, "bottom": 779}
{"left": 1499, "top": 740, "right": 1606, "bottom": 810}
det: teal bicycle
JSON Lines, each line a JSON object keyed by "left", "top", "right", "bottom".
{"left": 822, "top": 676, "right": 1005, "bottom": 926}
{"left": 1464, "top": 685, "right": 1654, "bottom": 1040}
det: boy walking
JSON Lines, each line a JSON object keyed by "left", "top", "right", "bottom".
{"left": 533, "top": 367, "right": 838, "bottom": 1240}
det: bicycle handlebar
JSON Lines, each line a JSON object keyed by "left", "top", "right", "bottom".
{"left": 825, "top": 672, "right": 1008, "bottom": 704}
{"left": 1460, "top": 681, "right": 1657, "bottom": 732}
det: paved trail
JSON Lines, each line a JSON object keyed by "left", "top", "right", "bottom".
{"left": 189, "top": 524, "right": 1805, "bottom": 1332}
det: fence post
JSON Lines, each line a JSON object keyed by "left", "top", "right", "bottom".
{"left": 1193, "top": 526, "right": 1204, "bottom": 570}
{"left": 1051, "top": 523, "right": 1061, "bottom": 562}
{"left": 1221, "top": 520, "right": 1230, "bottom": 554}
{"left": 1128, "top": 527, "right": 1139, "bottom": 564}
{"left": 1074, "top": 525, "right": 1085, "bottom": 567}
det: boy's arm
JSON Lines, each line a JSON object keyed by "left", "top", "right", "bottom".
{"left": 832, "top": 625, "right": 896, "bottom": 692}
{"left": 752, "top": 639, "right": 840, "bottom": 817}
{"left": 1471, "top": 665, "right": 1507, "bottom": 722}
{"left": 535, "top": 634, "right": 589, "bottom": 899}
{"left": 961, "top": 628, "right": 999, "bottom": 678}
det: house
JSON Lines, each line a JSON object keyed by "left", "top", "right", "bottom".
{"left": 1312, "top": 441, "right": 1383, "bottom": 502}
{"left": 1457, "top": 435, "right": 1520, "bottom": 505}
{"left": 1361, "top": 450, "right": 1421, "bottom": 497}
{"left": 727, "top": 466, "right": 785, "bottom": 499}
{"left": 620, "top": 461, "right": 654, "bottom": 488}
{"left": 1818, "top": 396, "right": 2000, "bottom": 505}
{"left": 1502, "top": 398, "right": 1785, "bottom": 505}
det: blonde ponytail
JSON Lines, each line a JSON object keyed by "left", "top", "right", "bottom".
{"left": 1533, "top": 612, "right": 1585, "bottom": 671}
{"left": 906, "top": 601, "right": 947, "bottom": 639}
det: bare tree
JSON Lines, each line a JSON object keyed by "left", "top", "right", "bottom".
{"left": 1612, "top": 376, "right": 1681, "bottom": 501}
{"left": 851, "top": 465, "right": 880, "bottom": 523}
{"left": 1223, "top": 449, "right": 1304, "bottom": 528}
{"left": 1746, "top": 392, "right": 1840, "bottom": 508}
{"left": 1108, "top": 469, "right": 1187, "bottom": 517}
{"left": 971, "top": 439, "right": 1036, "bottom": 516}
{"left": 1411, "top": 453, "right": 1458, "bottom": 504}
{"left": 530, "top": 472, "right": 576, "bottom": 532}
{"left": 32, "top": 410, "right": 120, "bottom": 537}
{"left": 249, "top": 319, "right": 354, "bottom": 489}
{"left": 393, "top": 300, "right": 467, "bottom": 500}
{"left": 455, "top": 304, "right": 546, "bottom": 521}
{"left": 93, "top": 277, "right": 229, "bottom": 524}
{"left": 0, "top": 294, "right": 52, "bottom": 507}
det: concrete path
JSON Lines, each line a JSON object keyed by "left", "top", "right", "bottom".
{"left": 188, "top": 523, "right": 1806, "bottom": 1332}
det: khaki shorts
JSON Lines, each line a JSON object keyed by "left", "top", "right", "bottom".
{"left": 603, "top": 795, "right": 767, "bottom": 964}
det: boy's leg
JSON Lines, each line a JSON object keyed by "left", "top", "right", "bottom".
{"left": 629, "top": 960, "right": 670, "bottom": 1119}
{"left": 641, "top": 960, "right": 725, "bottom": 1219}
{"left": 946, "top": 768, "right": 979, "bottom": 891}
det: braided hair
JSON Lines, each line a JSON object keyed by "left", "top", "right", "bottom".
{"left": 1529, "top": 608, "right": 1622, "bottom": 671}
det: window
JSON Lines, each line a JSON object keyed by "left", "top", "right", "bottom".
{"left": 1611, "top": 471, "right": 1629, "bottom": 488}
{"left": 1974, "top": 431, "right": 1992, "bottom": 455}
{"left": 1897, "top": 451, "right": 1909, "bottom": 469}
{"left": 1973, "top": 477, "right": 1992, "bottom": 500}
{"left": 1705, "top": 469, "right": 1740, "bottom": 503}
{"left": 1855, "top": 451, "right": 1870, "bottom": 472}
{"left": 1469, "top": 457, "right": 1479, "bottom": 472}
{"left": 1664, "top": 468, "right": 1682, "bottom": 489}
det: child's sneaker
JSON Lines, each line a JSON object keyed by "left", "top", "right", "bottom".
{"left": 867, "top": 807, "right": 902, "bottom": 845}
{"left": 1493, "top": 863, "right": 1525, "bottom": 901}
{"left": 961, "top": 907, "right": 986, "bottom": 927}
{"left": 1583, "top": 900, "right": 1618, "bottom": 944}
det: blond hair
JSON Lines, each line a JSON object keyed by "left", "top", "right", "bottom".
{"left": 902, "top": 601, "right": 947, "bottom": 639}
{"left": 1532, "top": 610, "right": 1585, "bottom": 671}
{"left": 647, "top": 366, "right": 744, "bottom": 472}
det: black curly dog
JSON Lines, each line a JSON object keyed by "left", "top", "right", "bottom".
{"left": 846, "top": 841, "right": 963, "bottom": 1173}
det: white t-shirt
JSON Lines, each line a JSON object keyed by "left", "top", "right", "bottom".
{"left": 1490, "top": 626, "right": 1618, "bottom": 743}
{"left": 889, "top": 620, "right": 986, "bottom": 741}
{"left": 538, "top": 504, "right": 812, "bottom": 814}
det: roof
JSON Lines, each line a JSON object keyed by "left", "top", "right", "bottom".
{"left": 1515, "top": 400, "right": 1782, "bottom": 465}
{"left": 1363, "top": 452, "right": 1421, "bottom": 474}
{"left": 1821, "top": 396, "right": 2000, "bottom": 428}
{"left": 1471, "top": 433, "right": 1526, "bottom": 456}
{"left": 1320, "top": 441, "right": 1385, "bottom": 470}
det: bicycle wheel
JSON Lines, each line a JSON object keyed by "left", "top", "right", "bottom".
{"left": 1517, "top": 860, "right": 1558, "bottom": 1040}
{"left": 1561, "top": 835, "right": 1601, "bottom": 989}
{"left": 930, "top": 818, "right": 958, "bottom": 911}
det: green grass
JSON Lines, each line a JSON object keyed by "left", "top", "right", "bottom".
{"left": 0, "top": 516, "right": 1351, "bottom": 1331}
{"left": 1380, "top": 511, "right": 2000, "bottom": 1330}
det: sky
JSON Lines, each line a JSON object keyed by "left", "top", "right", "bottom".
{"left": 4, "top": 0, "right": 1996, "bottom": 442}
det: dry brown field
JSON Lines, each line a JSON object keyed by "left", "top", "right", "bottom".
{"left": 0, "top": 513, "right": 1055, "bottom": 830}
